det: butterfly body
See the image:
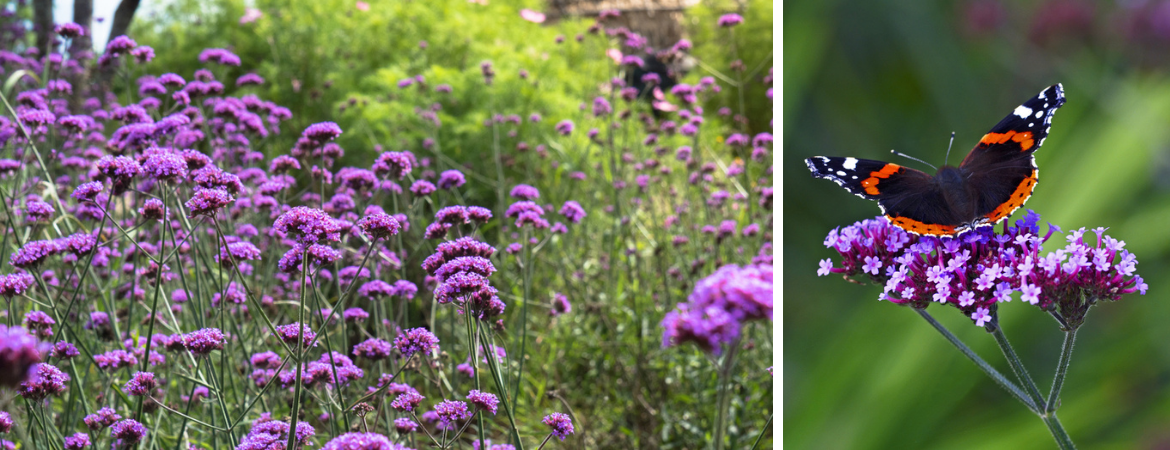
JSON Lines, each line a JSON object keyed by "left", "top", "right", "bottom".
{"left": 806, "top": 84, "right": 1064, "bottom": 237}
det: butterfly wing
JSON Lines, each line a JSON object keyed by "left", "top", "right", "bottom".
{"left": 806, "top": 156, "right": 966, "bottom": 236}
{"left": 960, "top": 83, "right": 1066, "bottom": 226}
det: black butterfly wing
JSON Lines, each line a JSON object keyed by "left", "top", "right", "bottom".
{"left": 960, "top": 84, "right": 1066, "bottom": 226}
{"left": 806, "top": 156, "right": 966, "bottom": 236}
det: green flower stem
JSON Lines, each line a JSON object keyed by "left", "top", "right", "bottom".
{"left": 1041, "top": 413, "right": 1077, "bottom": 450}
{"left": 750, "top": 413, "right": 772, "bottom": 450}
{"left": 915, "top": 308, "right": 1038, "bottom": 412}
{"left": 989, "top": 326, "right": 1046, "bottom": 409}
{"left": 1046, "top": 328, "right": 1078, "bottom": 413}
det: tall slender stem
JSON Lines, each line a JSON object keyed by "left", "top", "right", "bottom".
{"left": 915, "top": 309, "right": 1037, "bottom": 412}
{"left": 990, "top": 326, "right": 1046, "bottom": 409}
{"left": 1046, "top": 328, "right": 1077, "bottom": 413}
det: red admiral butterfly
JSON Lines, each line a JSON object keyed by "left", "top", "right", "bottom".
{"left": 806, "top": 84, "right": 1066, "bottom": 237}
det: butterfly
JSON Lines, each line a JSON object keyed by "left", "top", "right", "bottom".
{"left": 806, "top": 84, "right": 1066, "bottom": 237}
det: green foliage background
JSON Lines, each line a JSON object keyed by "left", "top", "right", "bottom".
{"left": 121, "top": 0, "right": 775, "bottom": 447}
{"left": 786, "top": 0, "right": 1170, "bottom": 448}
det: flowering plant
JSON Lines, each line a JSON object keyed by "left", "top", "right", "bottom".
{"left": 817, "top": 211, "right": 1146, "bottom": 448}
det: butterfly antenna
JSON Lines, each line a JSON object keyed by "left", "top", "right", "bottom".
{"left": 944, "top": 131, "right": 956, "bottom": 166}
{"left": 890, "top": 149, "right": 938, "bottom": 171}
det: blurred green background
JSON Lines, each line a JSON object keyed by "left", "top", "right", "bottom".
{"left": 785, "top": 0, "right": 1170, "bottom": 448}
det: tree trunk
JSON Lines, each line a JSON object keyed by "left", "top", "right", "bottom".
{"left": 72, "top": 0, "right": 94, "bottom": 53}
{"left": 34, "top": 0, "right": 54, "bottom": 56}
{"left": 107, "top": 0, "right": 141, "bottom": 44}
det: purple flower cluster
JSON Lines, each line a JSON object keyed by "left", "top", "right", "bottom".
{"left": 110, "top": 419, "right": 147, "bottom": 446}
{"left": 393, "top": 328, "right": 439, "bottom": 359}
{"left": 275, "top": 322, "right": 318, "bottom": 348}
{"left": 542, "top": 412, "right": 575, "bottom": 440}
{"left": 276, "top": 207, "right": 343, "bottom": 244}
{"left": 0, "top": 325, "right": 42, "bottom": 387}
{"left": 182, "top": 328, "right": 226, "bottom": 355}
{"left": 820, "top": 212, "right": 1147, "bottom": 328}
{"left": 322, "top": 432, "right": 405, "bottom": 450}
{"left": 661, "top": 264, "right": 773, "bottom": 354}
{"left": 122, "top": 371, "right": 157, "bottom": 396}
{"left": 237, "top": 417, "right": 315, "bottom": 450}
{"left": 352, "top": 338, "right": 393, "bottom": 360}
{"left": 18, "top": 363, "right": 69, "bottom": 400}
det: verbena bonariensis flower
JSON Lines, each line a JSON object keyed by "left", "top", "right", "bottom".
{"left": 237, "top": 418, "right": 315, "bottom": 450}
{"left": 391, "top": 391, "right": 425, "bottom": 412}
{"left": 95, "top": 350, "right": 138, "bottom": 371}
{"left": 110, "top": 419, "right": 147, "bottom": 446}
{"left": 10, "top": 240, "right": 58, "bottom": 268}
{"left": 321, "top": 432, "right": 401, "bottom": 450}
{"left": 394, "top": 327, "right": 439, "bottom": 359}
{"left": 23, "top": 310, "right": 55, "bottom": 338}
{"left": 0, "top": 325, "right": 42, "bottom": 387}
{"left": 437, "top": 169, "right": 466, "bottom": 189}
{"left": 661, "top": 264, "right": 774, "bottom": 354}
{"left": 303, "top": 121, "right": 343, "bottom": 144}
{"left": 276, "top": 206, "right": 342, "bottom": 244}
{"left": 56, "top": 22, "right": 84, "bottom": 37}
{"left": 0, "top": 411, "right": 10, "bottom": 432}
{"left": 817, "top": 211, "right": 1146, "bottom": 329}
{"left": 433, "top": 272, "right": 493, "bottom": 304}
{"left": 542, "top": 412, "right": 575, "bottom": 440}
{"left": 63, "top": 433, "right": 90, "bottom": 450}
{"left": 550, "top": 293, "right": 571, "bottom": 316}
{"left": 509, "top": 184, "right": 540, "bottom": 200}
{"left": 122, "top": 371, "right": 156, "bottom": 396}
{"left": 394, "top": 417, "right": 418, "bottom": 434}
{"left": 467, "top": 206, "right": 492, "bottom": 223}
{"left": 555, "top": 119, "right": 574, "bottom": 135}
{"left": 185, "top": 188, "right": 234, "bottom": 216}
{"left": 433, "top": 400, "right": 472, "bottom": 425}
{"left": 182, "top": 328, "right": 226, "bottom": 356}
{"left": 359, "top": 280, "right": 396, "bottom": 299}
{"left": 358, "top": 213, "right": 401, "bottom": 239}
{"left": 434, "top": 256, "right": 496, "bottom": 282}
{"left": 0, "top": 272, "right": 34, "bottom": 297}
{"left": 467, "top": 389, "right": 499, "bottom": 415}
{"left": 198, "top": 48, "right": 242, "bottom": 66}
{"left": 421, "top": 237, "right": 496, "bottom": 274}
{"left": 84, "top": 407, "right": 122, "bottom": 430}
{"left": 559, "top": 201, "right": 586, "bottom": 223}
{"left": 352, "top": 338, "right": 393, "bottom": 361}
{"left": 373, "top": 151, "right": 412, "bottom": 179}
{"left": 275, "top": 323, "right": 318, "bottom": 348}
{"left": 18, "top": 363, "right": 69, "bottom": 400}
{"left": 216, "top": 242, "right": 262, "bottom": 266}
{"left": 52, "top": 341, "right": 79, "bottom": 359}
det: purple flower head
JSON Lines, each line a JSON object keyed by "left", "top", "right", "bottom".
{"left": 23, "top": 311, "right": 55, "bottom": 338}
{"left": 550, "top": 293, "right": 571, "bottom": 316}
{"left": 717, "top": 13, "right": 744, "bottom": 27}
{"left": 10, "top": 240, "right": 58, "bottom": 268}
{"left": 143, "top": 151, "right": 188, "bottom": 180}
{"left": 52, "top": 341, "right": 79, "bottom": 359}
{"left": 410, "top": 180, "right": 436, "bottom": 196}
{"left": 64, "top": 432, "right": 90, "bottom": 450}
{"left": 559, "top": 201, "right": 587, "bottom": 223}
{"left": 434, "top": 400, "right": 472, "bottom": 424}
{"left": 72, "top": 181, "right": 104, "bottom": 202}
{"left": 276, "top": 207, "right": 343, "bottom": 244}
{"left": 468, "top": 390, "right": 499, "bottom": 415}
{"left": 18, "top": 363, "right": 69, "bottom": 400}
{"left": 106, "top": 35, "right": 137, "bottom": 55}
{"left": 433, "top": 272, "right": 494, "bottom": 304}
{"left": 25, "top": 200, "right": 53, "bottom": 222}
{"left": 391, "top": 391, "right": 425, "bottom": 412}
{"left": 662, "top": 264, "right": 773, "bottom": 354}
{"left": 185, "top": 188, "right": 234, "bottom": 217}
{"left": 321, "top": 432, "right": 400, "bottom": 450}
{"left": 0, "top": 273, "right": 34, "bottom": 298}
{"left": 84, "top": 407, "right": 122, "bottom": 430}
{"left": 358, "top": 213, "right": 401, "bottom": 239}
{"left": 437, "top": 170, "right": 466, "bottom": 189}
{"left": 555, "top": 120, "right": 574, "bottom": 135}
{"left": 0, "top": 325, "right": 42, "bottom": 387}
{"left": 542, "top": 412, "right": 575, "bottom": 440}
{"left": 237, "top": 73, "right": 265, "bottom": 86}
{"left": 56, "top": 22, "right": 85, "bottom": 38}
{"left": 275, "top": 323, "right": 318, "bottom": 348}
{"left": 303, "top": 121, "right": 342, "bottom": 144}
{"left": 182, "top": 328, "right": 226, "bottom": 356}
{"left": 110, "top": 419, "right": 147, "bottom": 446}
{"left": 353, "top": 338, "right": 393, "bottom": 360}
{"left": 509, "top": 184, "right": 540, "bottom": 200}
{"left": 198, "top": 48, "right": 242, "bottom": 66}
{"left": 394, "top": 418, "right": 418, "bottom": 434}
{"left": 435, "top": 206, "right": 470, "bottom": 225}
{"left": 122, "top": 371, "right": 156, "bottom": 396}
{"left": 394, "top": 327, "right": 439, "bottom": 359}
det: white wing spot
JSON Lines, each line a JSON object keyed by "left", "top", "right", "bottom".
{"left": 1014, "top": 105, "right": 1033, "bottom": 118}
{"left": 843, "top": 157, "right": 859, "bottom": 170}
{"left": 1028, "top": 123, "right": 1034, "bottom": 127}
{"left": 837, "top": 170, "right": 847, "bottom": 176}
{"left": 1044, "top": 103, "right": 1049, "bottom": 108}
{"left": 1035, "top": 111, "right": 1044, "bottom": 118}
{"left": 852, "top": 175, "right": 858, "bottom": 179}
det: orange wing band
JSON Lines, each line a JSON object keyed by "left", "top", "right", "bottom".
{"left": 860, "top": 163, "right": 902, "bottom": 195}
{"left": 885, "top": 215, "right": 958, "bottom": 236}
{"left": 984, "top": 169, "right": 1038, "bottom": 224}
{"left": 979, "top": 130, "right": 1035, "bottom": 151}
